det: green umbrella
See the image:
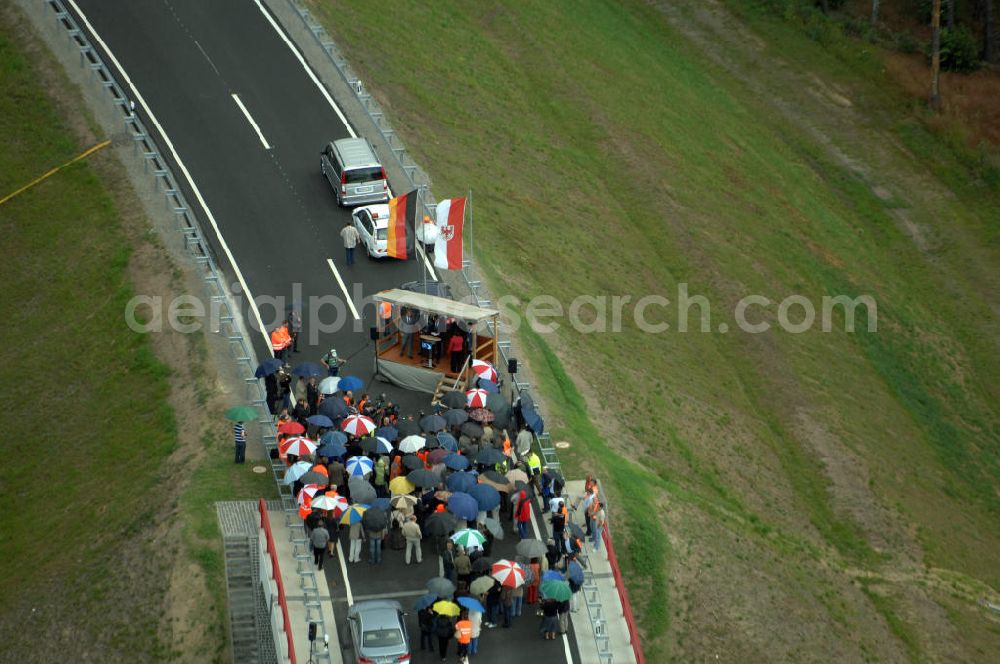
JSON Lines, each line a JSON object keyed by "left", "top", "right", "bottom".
{"left": 540, "top": 579, "right": 572, "bottom": 602}
{"left": 225, "top": 405, "right": 258, "bottom": 422}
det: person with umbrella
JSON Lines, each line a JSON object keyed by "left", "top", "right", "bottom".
{"left": 363, "top": 509, "right": 388, "bottom": 565}
{"left": 233, "top": 419, "right": 247, "bottom": 464}
{"left": 433, "top": 610, "right": 455, "bottom": 661}
{"left": 539, "top": 597, "right": 560, "bottom": 640}
{"left": 454, "top": 545, "right": 472, "bottom": 590}
{"left": 417, "top": 605, "right": 435, "bottom": 653}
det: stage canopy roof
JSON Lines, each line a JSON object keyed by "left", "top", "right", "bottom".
{"left": 373, "top": 288, "right": 498, "bottom": 323}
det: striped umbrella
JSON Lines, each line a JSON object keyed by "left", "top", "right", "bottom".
{"left": 471, "top": 360, "right": 498, "bottom": 383}
{"left": 297, "top": 483, "right": 323, "bottom": 507}
{"left": 311, "top": 494, "right": 349, "bottom": 516}
{"left": 282, "top": 436, "right": 317, "bottom": 457}
{"left": 450, "top": 528, "right": 487, "bottom": 549}
{"left": 341, "top": 414, "right": 376, "bottom": 437}
{"left": 346, "top": 455, "right": 374, "bottom": 477}
{"left": 465, "top": 389, "right": 489, "bottom": 408}
{"left": 490, "top": 559, "right": 526, "bottom": 588}
{"left": 340, "top": 503, "right": 368, "bottom": 525}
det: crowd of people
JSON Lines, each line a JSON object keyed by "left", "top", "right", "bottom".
{"left": 237, "top": 343, "right": 608, "bottom": 660}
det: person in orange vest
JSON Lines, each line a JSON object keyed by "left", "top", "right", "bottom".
{"left": 454, "top": 611, "right": 473, "bottom": 662}
{"left": 389, "top": 455, "right": 403, "bottom": 481}
{"left": 379, "top": 301, "right": 393, "bottom": 337}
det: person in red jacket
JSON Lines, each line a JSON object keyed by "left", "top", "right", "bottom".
{"left": 515, "top": 490, "right": 531, "bottom": 539}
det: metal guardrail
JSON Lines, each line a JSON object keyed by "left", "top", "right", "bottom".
{"left": 278, "top": 3, "right": 643, "bottom": 662}
{"left": 259, "top": 499, "right": 298, "bottom": 664}
{"left": 42, "top": 1, "right": 331, "bottom": 660}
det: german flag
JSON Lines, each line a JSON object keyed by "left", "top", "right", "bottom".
{"left": 386, "top": 189, "right": 418, "bottom": 259}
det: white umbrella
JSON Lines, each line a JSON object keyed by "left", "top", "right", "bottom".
{"left": 399, "top": 435, "right": 427, "bottom": 454}
{"left": 283, "top": 460, "right": 313, "bottom": 485}
{"left": 318, "top": 376, "right": 340, "bottom": 394}
{"left": 341, "top": 414, "right": 376, "bottom": 437}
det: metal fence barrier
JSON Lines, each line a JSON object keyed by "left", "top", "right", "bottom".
{"left": 42, "top": 1, "right": 331, "bottom": 660}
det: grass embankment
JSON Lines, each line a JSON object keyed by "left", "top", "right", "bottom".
{"left": 0, "top": 13, "right": 274, "bottom": 662}
{"left": 311, "top": 0, "right": 999, "bottom": 659}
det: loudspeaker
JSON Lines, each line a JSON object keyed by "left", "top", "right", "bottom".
{"left": 507, "top": 358, "right": 518, "bottom": 374}
{"left": 369, "top": 326, "right": 378, "bottom": 340}
{"left": 308, "top": 622, "right": 317, "bottom": 642}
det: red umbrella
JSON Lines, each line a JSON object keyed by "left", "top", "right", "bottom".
{"left": 471, "top": 360, "right": 498, "bottom": 383}
{"left": 278, "top": 421, "right": 305, "bottom": 435}
{"left": 490, "top": 559, "right": 526, "bottom": 588}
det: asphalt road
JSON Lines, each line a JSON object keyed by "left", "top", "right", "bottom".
{"left": 71, "top": 0, "right": 433, "bottom": 413}
{"left": 66, "top": 1, "right": 580, "bottom": 662}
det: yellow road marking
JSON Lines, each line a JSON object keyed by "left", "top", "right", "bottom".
{"left": 0, "top": 139, "right": 111, "bottom": 207}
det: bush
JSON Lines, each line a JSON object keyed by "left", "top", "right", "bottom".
{"left": 929, "top": 27, "right": 981, "bottom": 72}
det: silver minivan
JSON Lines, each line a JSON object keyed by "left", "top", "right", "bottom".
{"left": 321, "top": 137, "right": 389, "bottom": 207}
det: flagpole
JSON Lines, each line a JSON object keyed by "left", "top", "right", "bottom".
{"left": 467, "top": 188, "right": 473, "bottom": 265}
{"left": 418, "top": 185, "right": 428, "bottom": 289}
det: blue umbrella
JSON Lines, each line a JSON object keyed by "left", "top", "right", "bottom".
{"left": 475, "top": 447, "right": 504, "bottom": 466}
{"left": 414, "top": 592, "right": 438, "bottom": 611}
{"left": 321, "top": 431, "right": 348, "bottom": 447}
{"left": 447, "top": 492, "right": 479, "bottom": 521}
{"left": 443, "top": 453, "right": 469, "bottom": 471}
{"left": 317, "top": 442, "right": 346, "bottom": 458}
{"left": 522, "top": 406, "right": 544, "bottom": 435}
{"left": 372, "top": 497, "right": 392, "bottom": 511}
{"left": 436, "top": 432, "right": 458, "bottom": 452}
{"left": 542, "top": 570, "right": 565, "bottom": 583}
{"left": 566, "top": 560, "right": 584, "bottom": 585}
{"left": 477, "top": 378, "right": 500, "bottom": 393}
{"left": 456, "top": 596, "right": 485, "bottom": 613}
{"left": 346, "top": 456, "right": 374, "bottom": 477}
{"left": 255, "top": 357, "right": 284, "bottom": 378}
{"left": 308, "top": 414, "right": 334, "bottom": 428}
{"left": 338, "top": 375, "right": 364, "bottom": 392}
{"left": 376, "top": 426, "right": 398, "bottom": 442}
{"left": 445, "top": 472, "right": 477, "bottom": 493}
{"left": 293, "top": 362, "right": 326, "bottom": 377}
{"left": 469, "top": 484, "right": 501, "bottom": 511}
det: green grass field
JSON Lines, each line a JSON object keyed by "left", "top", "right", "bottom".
{"left": 0, "top": 15, "right": 274, "bottom": 662}
{"left": 310, "top": 0, "right": 999, "bottom": 659}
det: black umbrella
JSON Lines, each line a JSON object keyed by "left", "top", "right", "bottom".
{"left": 420, "top": 414, "right": 447, "bottom": 432}
{"left": 397, "top": 418, "right": 421, "bottom": 437}
{"left": 425, "top": 511, "right": 457, "bottom": 537}
{"left": 298, "top": 471, "right": 329, "bottom": 486}
{"left": 516, "top": 538, "right": 548, "bottom": 559}
{"left": 568, "top": 522, "right": 586, "bottom": 540}
{"left": 482, "top": 470, "right": 506, "bottom": 483}
{"left": 461, "top": 422, "right": 484, "bottom": 439}
{"left": 319, "top": 398, "right": 349, "bottom": 420}
{"left": 476, "top": 447, "right": 504, "bottom": 466}
{"left": 471, "top": 557, "right": 493, "bottom": 574}
{"left": 408, "top": 468, "right": 441, "bottom": 489}
{"left": 402, "top": 454, "right": 425, "bottom": 471}
{"left": 427, "top": 576, "right": 456, "bottom": 599}
{"left": 443, "top": 409, "right": 469, "bottom": 427}
{"left": 349, "top": 477, "right": 377, "bottom": 505}
{"left": 361, "top": 507, "right": 388, "bottom": 531}
{"left": 441, "top": 391, "right": 466, "bottom": 409}
{"left": 485, "top": 394, "right": 510, "bottom": 428}
{"left": 255, "top": 357, "right": 283, "bottom": 378}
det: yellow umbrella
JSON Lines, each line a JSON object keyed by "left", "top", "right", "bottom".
{"left": 389, "top": 476, "right": 416, "bottom": 495}
{"left": 432, "top": 600, "right": 460, "bottom": 617}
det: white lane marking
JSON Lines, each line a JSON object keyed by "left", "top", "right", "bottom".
{"left": 193, "top": 39, "right": 220, "bottom": 76}
{"left": 231, "top": 93, "right": 271, "bottom": 149}
{"left": 66, "top": 0, "right": 271, "bottom": 352}
{"left": 326, "top": 258, "right": 361, "bottom": 320}
{"left": 528, "top": 495, "right": 574, "bottom": 663}
{"left": 335, "top": 540, "right": 354, "bottom": 607}
{"left": 562, "top": 633, "right": 574, "bottom": 663}
{"left": 250, "top": 0, "right": 356, "bottom": 138}
{"left": 250, "top": 0, "right": 439, "bottom": 282}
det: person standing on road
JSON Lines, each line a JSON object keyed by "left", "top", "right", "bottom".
{"left": 454, "top": 545, "right": 472, "bottom": 591}
{"left": 442, "top": 540, "right": 456, "bottom": 583}
{"left": 418, "top": 606, "right": 435, "bottom": 652}
{"left": 288, "top": 307, "right": 302, "bottom": 354}
{"left": 233, "top": 420, "right": 247, "bottom": 464}
{"left": 454, "top": 611, "right": 473, "bottom": 662}
{"left": 515, "top": 490, "right": 532, "bottom": 540}
{"left": 340, "top": 221, "right": 360, "bottom": 266}
{"left": 468, "top": 606, "right": 482, "bottom": 657}
{"left": 402, "top": 514, "right": 423, "bottom": 564}
{"left": 434, "top": 612, "right": 454, "bottom": 661}
{"left": 347, "top": 519, "right": 364, "bottom": 563}
{"left": 321, "top": 347, "right": 345, "bottom": 377}
{"left": 310, "top": 520, "right": 330, "bottom": 570}
{"left": 366, "top": 522, "right": 387, "bottom": 565}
